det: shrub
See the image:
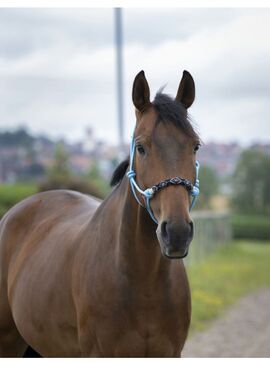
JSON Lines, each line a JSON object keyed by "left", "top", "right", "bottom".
{"left": 232, "top": 214, "right": 270, "bottom": 241}
{"left": 194, "top": 165, "right": 219, "bottom": 210}
{"left": 38, "top": 176, "right": 106, "bottom": 199}
{"left": 0, "top": 183, "right": 37, "bottom": 218}
{"left": 231, "top": 149, "right": 270, "bottom": 215}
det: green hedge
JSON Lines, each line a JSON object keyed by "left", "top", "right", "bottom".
{"left": 0, "top": 183, "right": 37, "bottom": 218}
{"left": 232, "top": 214, "right": 270, "bottom": 241}
{"left": 0, "top": 178, "right": 107, "bottom": 220}
{"left": 38, "top": 176, "right": 106, "bottom": 199}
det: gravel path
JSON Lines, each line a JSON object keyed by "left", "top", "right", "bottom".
{"left": 183, "top": 287, "right": 270, "bottom": 357}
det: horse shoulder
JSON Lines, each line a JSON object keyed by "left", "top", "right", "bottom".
{"left": 0, "top": 189, "right": 101, "bottom": 287}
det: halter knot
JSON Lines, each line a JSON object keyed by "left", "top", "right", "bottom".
{"left": 191, "top": 186, "right": 200, "bottom": 197}
{"left": 144, "top": 188, "right": 155, "bottom": 198}
{"left": 126, "top": 170, "right": 136, "bottom": 179}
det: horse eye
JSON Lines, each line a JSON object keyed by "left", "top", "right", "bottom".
{"left": 193, "top": 144, "right": 200, "bottom": 153}
{"left": 136, "top": 144, "right": 145, "bottom": 155}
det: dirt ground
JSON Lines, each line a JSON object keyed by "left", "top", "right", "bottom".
{"left": 183, "top": 287, "right": 270, "bottom": 358}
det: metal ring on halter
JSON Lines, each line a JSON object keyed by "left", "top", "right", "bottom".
{"left": 126, "top": 134, "right": 200, "bottom": 224}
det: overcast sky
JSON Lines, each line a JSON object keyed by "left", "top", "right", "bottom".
{"left": 0, "top": 8, "right": 269, "bottom": 146}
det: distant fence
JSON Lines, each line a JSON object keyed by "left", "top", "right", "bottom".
{"left": 186, "top": 211, "right": 232, "bottom": 265}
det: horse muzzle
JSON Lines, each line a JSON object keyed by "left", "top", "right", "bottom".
{"left": 156, "top": 220, "right": 194, "bottom": 259}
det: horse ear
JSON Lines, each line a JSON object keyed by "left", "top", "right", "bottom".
{"left": 132, "top": 70, "right": 151, "bottom": 112}
{"left": 175, "top": 70, "right": 195, "bottom": 109}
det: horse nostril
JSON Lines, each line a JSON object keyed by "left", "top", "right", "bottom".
{"left": 161, "top": 221, "right": 168, "bottom": 241}
{"left": 159, "top": 220, "right": 194, "bottom": 249}
{"left": 189, "top": 221, "right": 194, "bottom": 240}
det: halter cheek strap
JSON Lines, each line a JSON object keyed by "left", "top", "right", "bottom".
{"left": 126, "top": 135, "right": 200, "bottom": 224}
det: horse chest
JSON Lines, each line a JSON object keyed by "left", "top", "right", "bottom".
{"left": 89, "top": 291, "right": 185, "bottom": 357}
{"left": 78, "top": 259, "right": 190, "bottom": 356}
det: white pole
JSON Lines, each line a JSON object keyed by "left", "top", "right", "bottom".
{"left": 114, "top": 8, "right": 125, "bottom": 159}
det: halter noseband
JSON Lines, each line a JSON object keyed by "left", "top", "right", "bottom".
{"left": 126, "top": 135, "right": 200, "bottom": 224}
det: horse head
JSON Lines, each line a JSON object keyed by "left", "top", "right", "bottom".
{"left": 130, "top": 70, "right": 200, "bottom": 259}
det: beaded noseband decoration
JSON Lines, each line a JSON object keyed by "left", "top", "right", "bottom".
{"left": 126, "top": 134, "right": 200, "bottom": 224}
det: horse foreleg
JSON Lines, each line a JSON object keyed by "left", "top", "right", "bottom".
{"left": 0, "top": 325, "right": 28, "bottom": 357}
{"left": 0, "top": 306, "right": 28, "bottom": 357}
{"left": 0, "top": 284, "right": 28, "bottom": 357}
{"left": 23, "top": 346, "right": 42, "bottom": 357}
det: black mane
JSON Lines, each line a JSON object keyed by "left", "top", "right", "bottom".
{"left": 110, "top": 91, "right": 199, "bottom": 187}
{"left": 110, "top": 158, "right": 129, "bottom": 187}
{"left": 153, "top": 91, "right": 199, "bottom": 140}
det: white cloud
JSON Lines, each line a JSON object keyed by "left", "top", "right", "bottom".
{"left": 0, "top": 8, "right": 269, "bottom": 145}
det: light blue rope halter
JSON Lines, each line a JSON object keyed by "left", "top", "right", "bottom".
{"left": 126, "top": 135, "right": 200, "bottom": 224}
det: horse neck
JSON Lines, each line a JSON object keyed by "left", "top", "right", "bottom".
{"left": 113, "top": 176, "right": 171, "bottom": 281}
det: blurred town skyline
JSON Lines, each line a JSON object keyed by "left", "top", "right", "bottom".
{"left": 1, "top": 125, "right": 269, "bottom": 185}
{"left": 0, "top": 8, "right": 270, "bottom": 147}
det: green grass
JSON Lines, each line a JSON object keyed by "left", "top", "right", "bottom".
{"left": 0, "top": 183, "right": 37, "bottom": 218}
{"left": 187, "top": 241, "right": 270, "bottom": 333}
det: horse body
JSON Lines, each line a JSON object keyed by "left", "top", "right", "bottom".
{"left": 0, "top": 182, "right": 190, "bottom": 357}
{"left": 0, "top": 70, "right": 199, "bottom": 357}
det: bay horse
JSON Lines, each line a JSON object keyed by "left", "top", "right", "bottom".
{"left": 0, "top": 70, "right": 200, "bottom": 357}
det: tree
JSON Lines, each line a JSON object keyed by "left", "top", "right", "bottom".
{"left": 85, "top": 161, "right": 110, "bottom": 198}
{"left": 40, "top": 144, "right": 108, "bottom": 199}
{"left": 195, "top": 165, "right": 219, "bottom": 209}
{"left": 0, "top": 127, "right": 34, "bottom": 147}
{"left": 231, "top": 149, "right": 270, "bottom": 214}
{"left": 48, "top": 142, "right": 71, "bottom": 179}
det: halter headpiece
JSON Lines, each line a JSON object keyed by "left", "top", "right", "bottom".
{"left": 126, "top": 134, "right": 200, "bottom": 224}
